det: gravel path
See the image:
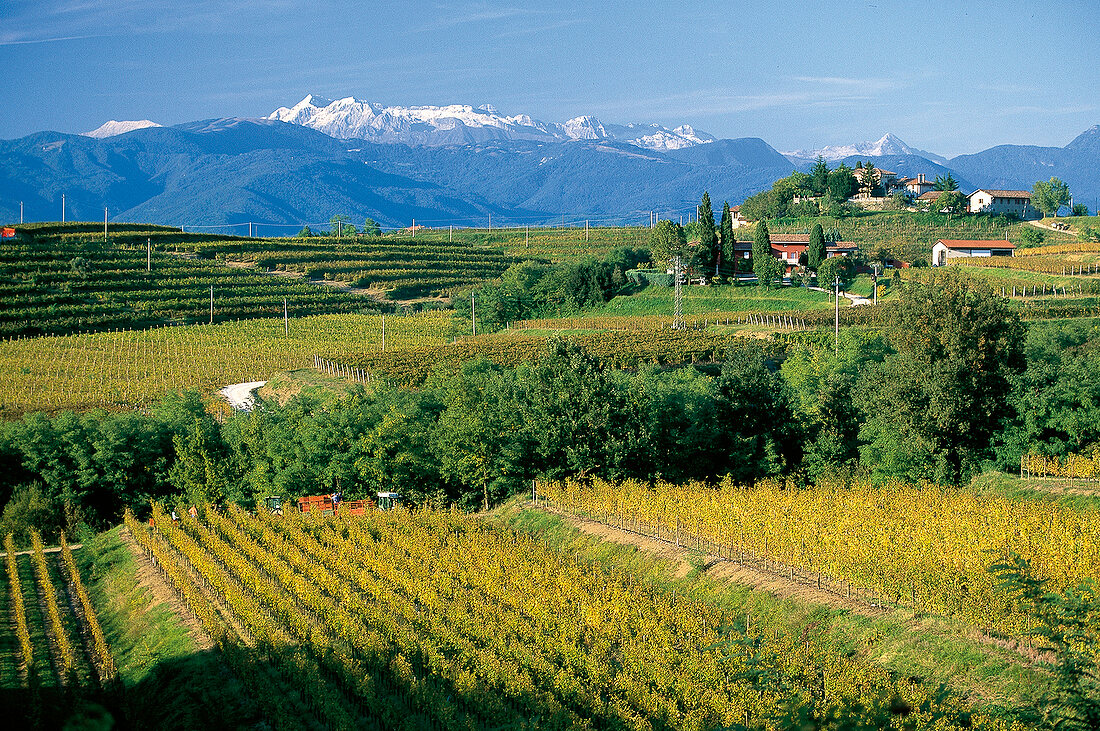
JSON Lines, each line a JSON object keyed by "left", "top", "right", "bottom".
{"left": 219, "top": 381, "right": 267, "bottom": 410}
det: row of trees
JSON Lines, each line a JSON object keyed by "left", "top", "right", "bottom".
{"left": 296, "top": 215, "right": 384, "bottom": 238}
{"left": 454, "top": 248, "right": 648, "bottom": 329}
{"left": 2, "top": 270, "right": 1063, "bottom": 541}
{"left": 739, "top": 159, "right": 861, "bottom": 221}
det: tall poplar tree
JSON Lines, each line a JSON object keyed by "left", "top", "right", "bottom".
{"left": 719, "top": 201, "right": 734, "bottom": 266}
{"left": 752, "top": 220, "right": 782, "bottom": 287}
{"left": 698, "top": 191, "right": 718, "bottom": 271}
{"left": 808, "top": 223, "right": 827, "bottom": 270}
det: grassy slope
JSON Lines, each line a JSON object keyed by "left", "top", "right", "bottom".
{"left": 969, "top": 471, "right": 1100, "bottom": 511}
{"left": 490, "top": 502, "right": 1045, "bottom": 724}
{"left": 597, "top": 282, "right": 835, "bottom": 318}
{"left": 79, "top": 526, "right": 263, "bottom": 729}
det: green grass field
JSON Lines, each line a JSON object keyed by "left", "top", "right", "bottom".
{"left": 597, "top": 282, "right": 835, "bottom": 317}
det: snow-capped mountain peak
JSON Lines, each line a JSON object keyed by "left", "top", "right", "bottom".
{"left": 82, "top": 120, "right": 162, "bottom": 138}
{"left": 783, "top": 133, "right": 946, "bottom": 163}
{"left": 266, "top": 95, "right": 713, "bottom": 151}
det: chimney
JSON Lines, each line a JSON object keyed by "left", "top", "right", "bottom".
{"left": 918, "top": 173, "right": 925, "bottom": 183}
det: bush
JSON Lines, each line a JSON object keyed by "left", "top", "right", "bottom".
{"left": 626, "top": 269, "right": 673, "bottom": 287}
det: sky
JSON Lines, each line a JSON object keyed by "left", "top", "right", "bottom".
{"left": 1, "top": 0, "right": 1098, "bottom": 157}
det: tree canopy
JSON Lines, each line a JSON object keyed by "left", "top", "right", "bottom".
{"left": 647, "top": 220, "right": 688, "bottom": 268}
{"left": 859, "top": 270, "right": 1025, "bottom": 484}
{"left": 1032, "top": 177, "right": 1072, "bottom": 217}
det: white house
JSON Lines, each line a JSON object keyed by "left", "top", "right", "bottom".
{"left": 932, "top": 239, "right": 1016, "bottom": 266}
{"left": 900, "top": 173, "right": 936, "bottom": 197}
{"left": 967, "top": 189, "right": 1038, "bottom": 219}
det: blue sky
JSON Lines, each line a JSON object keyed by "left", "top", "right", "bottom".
{"left": 1, "top": 0, "right": 1097, "bottom": 156}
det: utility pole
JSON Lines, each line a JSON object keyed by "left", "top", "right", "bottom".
{"left": 585, "top": 219, "right": 589, "bottom": 242}
{"left": 488, "top": 213, "right": 491, "bottom": 234}
{"left": 449, "top": 224, "right": 453, "bottom": 242}
{"left": 525, "top": 225, "right": 529, "bottom": 248}
{"left": 834, "top": 275, "right": 840, "bottom": 355}
{"left": 249, "top": 221, "right": 253, "bottom": 238}
{"left": 147, "top": 238, "right": 151, "bottom": 272}
{"left": 104, "top": 207, "right": 108, "bottom": 242}
{"left": 19, "top": 201, "right": 23, "bottom": 224}
{"left": 471, "top": 292, "right": 476, "bottom": 336}
{"left": 62, "top": 194, "right": 66, "bottom": 223}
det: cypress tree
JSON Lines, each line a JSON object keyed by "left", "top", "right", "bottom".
{"left": 698, "top": 192, "right": 718, "bottom": 270}
{"left": 752, "top": 219, "right": 771, "bottom": 261}
{"left": 808, "top": 222, "right": 827, "bottom": 270}
{"left": 719, "top": 201, "right": 733, "bottom": 265}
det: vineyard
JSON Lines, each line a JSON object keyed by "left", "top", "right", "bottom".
{"left": 123, "top": 504, "right": 1008, "bottom": 730}
{"left": 536, "top": 477, "right": 1100, "bottom": 639}
{"left": 0, "top": 228, "right": 378, "bottom": 337}
{"left": 170, "top": 230, "right": 544, "bottom": 300}
{"left": 0, "top": 312, "right": 454, "bottom": 415}
{"left": 1021, "top": 451, "right": 1100, "bottom": 480}
{"left": 1, "top": 531, "right": 117, "bottom": 727}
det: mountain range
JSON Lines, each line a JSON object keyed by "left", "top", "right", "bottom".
{"left": 0, "top": 96, "right": 1096, "bottom": 229}
{"left": 267, "top": 95, "right": 715, "bottom": 151}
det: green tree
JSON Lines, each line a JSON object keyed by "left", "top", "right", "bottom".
{"left": 697, "top": 191, "right": 718, "bottom": 272}
{"left": 751, "top": 220, "right": 781, "bottom": 287}
{"left": 329, "top": 214, "right": 353, "bottom": 237}
{"left": 517, "top": 339, "right": 640, "bottom": 480}
{"left": 296, "top": 226, "right": 314, "bottom": 237}
{"left": 858, "top": 162, "right": 879, "bottom": 197}
{"left": 1017, "top": 226, "right": 1045, "bottom": 246}
{"left": 990, "top": 554, "right": 1100, "bottom": 731}
{"left": 719, "top": 201, "right": 734, "bottom": 268}
{"left": 815, "top": 255, "right": 853, "bottom": 289}
{"left": 715, "top": 344, "right": 802, "bottom": 481}
{"left": 432, "top": 360, "right": 531, "bottom": 510}
{"left": 1032, "top": 177, "right": 1072, "bottom": 217}
{"left": 1072, "top": 203, "right": 1090, "bottom": 217}
{"left": 810, "top": 156, "right": 829, "bottom": 195}
{"left": 754, "top": 254, "right": 784, "bottom": 289}
{"left": 647, "top": 219, "right": 688, "bottom": 268}
{"left": 859, "top": 270, "right": 1025, "bottom": 484}
{"left": 807, "top": 223, "right": 827, "bottom": 270}
{"left": 362, "top": 218, "right": 382, "bottom": 236}
{"left": 933, "top": 173, "right": 959, "bottom": 191}
{"left": 826, "top": 164, "right": 858, "bottom": 200}
{"left": 934, "top": 190, "right": 967, "bottom": 215}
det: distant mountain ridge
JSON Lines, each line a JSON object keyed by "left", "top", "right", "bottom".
{"left": 784, "top": 133, "right": 948, "bottom": 165}
{"left": 1, "top": 108, "right": 1098, "bottom": 228}
{"left": 266, "top": 95, "right": 716, "bottom": 151}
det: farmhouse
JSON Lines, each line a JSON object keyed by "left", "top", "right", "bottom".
{"left": 967, "top": 189, "right": 1038, "bottom": 219}
{"left": 731, "top": 234, "right": 858, "bottom": 270}
{"left": 899, "top": 174, "right": 936, "bottom": 197}
{"left": 931, "top": 239, "right": 1015, "bottom": 266}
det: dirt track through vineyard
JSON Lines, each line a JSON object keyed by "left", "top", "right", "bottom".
{"left": 554, "top": 508, "right": 882, "bottom": 615}
{"left": 552, "top": 508, "right": 1050, "bottom": 668}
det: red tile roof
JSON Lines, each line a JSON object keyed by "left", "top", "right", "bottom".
{"left": 969, "top": 189, "right": 1031, "bottom": 199}
{"left": 935, "top": 239, "right": 1016, "bottom": 250}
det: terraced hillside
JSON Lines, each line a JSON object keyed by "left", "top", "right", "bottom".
{"left": 1, "top": 224, "right": 378, "bottom": 337}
